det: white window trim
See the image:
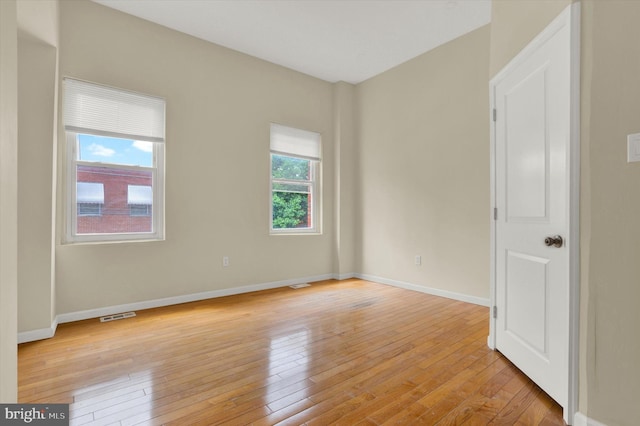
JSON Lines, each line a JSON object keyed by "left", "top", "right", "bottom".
{"left": 65, "top": 132, "right": 165, "bottom": 244}
{"left": 269, "top": 153, "right": 322, "bottom": 235}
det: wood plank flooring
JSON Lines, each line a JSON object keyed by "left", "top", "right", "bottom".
{"left": 18, "top": 279, "right": 565, "bottom": 425}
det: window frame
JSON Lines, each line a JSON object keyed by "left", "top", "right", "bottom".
{"left": 269, "top": 125, "right": 322, "bottom": 235}
{"left": 65, "top": 132, "right": 165, "bottom": 244}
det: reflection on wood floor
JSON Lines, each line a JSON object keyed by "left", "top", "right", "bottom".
{"left": 19, "top": 279, "right": 565, "bottom": 425}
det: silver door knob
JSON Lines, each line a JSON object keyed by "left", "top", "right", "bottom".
{"left": 544, "top": 235, "right": 563, "bottom": 248}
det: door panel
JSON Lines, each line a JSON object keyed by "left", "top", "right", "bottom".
{"left": 506, "top": 65, "right": 549, "bottom": 221}
{"left": 505, "top": 250, "right": 549, "bottom": 358}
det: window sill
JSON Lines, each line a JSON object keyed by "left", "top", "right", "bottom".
{"left": 62, "top": 236, "right": 165, "bottom": 246}
{"left": 270, "top": 231, "right": 322, "bottom": 236}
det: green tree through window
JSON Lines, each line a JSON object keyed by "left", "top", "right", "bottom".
{"left": 271, "top": 154, "right": 311, "bottom": 229}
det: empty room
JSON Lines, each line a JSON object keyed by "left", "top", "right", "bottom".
{"left": 1, "top": 0, "right": 639, "bottom": 425}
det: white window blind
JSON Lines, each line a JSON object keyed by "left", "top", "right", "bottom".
{"left": 77, "top": 182, "right": 104, "bottom": 204}
{"left": 270, "top": 123, "right": 321, "bottom": 161}
{"left": 128, "top": 185, "right": 153, "bottom": 205}
{"left": 64, "top": 78, "right": 165, "bottom": 143}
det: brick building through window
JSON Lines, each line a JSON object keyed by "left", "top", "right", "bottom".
{"left": 77, "top": 165, "right": 152, "bottom": 234}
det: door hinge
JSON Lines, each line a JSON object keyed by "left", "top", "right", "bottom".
{"left": 492, "top": 306, "right": 497, "bottom": 319}
{"left": 493, "top": 108, "right": 497, "bottom": 122}
{"left": 493, "top": 207, "right": 498, "bottom": 221}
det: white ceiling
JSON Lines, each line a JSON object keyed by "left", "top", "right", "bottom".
{"left": 92, "top": 0, "right": 491, "bottom": 84}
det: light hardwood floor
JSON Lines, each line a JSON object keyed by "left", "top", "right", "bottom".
{"left": 19, "top": 279, "right": 565, "bottom": 425}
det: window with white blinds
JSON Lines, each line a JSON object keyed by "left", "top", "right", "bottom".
{"left": 270, "top": 123, "right": 322, "bottom": 234}
{"left": 63, "top": 78, "right": 165, "bottom": 243}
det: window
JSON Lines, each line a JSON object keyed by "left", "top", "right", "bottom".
{"left": 128, "top": 185, "right": 152, "bottom": 217}
{"left": 77, "top": 182, "right": 104, "bottom": 216}
{"left": 78, "top": 203, "right": 102, "bottom": 216}
{"left": 63, "top": 78, "right": 165, "bottom": 243}
{"left": 270, "top": 123, "right": 321, "bottom": 234}
{"left": 130, "top": 205, "right": 151, "bottom": 217}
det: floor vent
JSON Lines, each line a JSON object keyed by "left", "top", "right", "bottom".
{"left": 100, "top": 312, "right": 136, "bottom": 323}
{"left": 289, "top": 283, "right": 311, "bottom": 289}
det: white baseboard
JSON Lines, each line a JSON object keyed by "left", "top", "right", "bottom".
{"left": 574, "top": 412, "right": 608, "bottom": 426}
{"left": 56, "top": 273, "right": 336, "bottom": 325}
{"left": 336, "top": 272, "right": 356, "bottom": 280}
{"left": 18, "top": 317, "right": 58, "bottom": 344}
{"left": 19, "top": 272, "right": 491, "bottom": 343}
{"left": 18, "top": 274, "right": 335, "bottom": 344}
{"left": 355, "top": 273, "right": 491, "bottom": 307}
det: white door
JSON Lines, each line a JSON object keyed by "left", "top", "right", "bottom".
{"left": 492, "top": 6, "right": 577, "bottom": 420}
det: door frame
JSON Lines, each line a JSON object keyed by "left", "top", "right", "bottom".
{"left": 488, "top": 3, "right": 580, "bottom": 423}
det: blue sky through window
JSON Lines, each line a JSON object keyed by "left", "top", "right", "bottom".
{"left": 78, "top": 134, "right": 153, "bottom": 167}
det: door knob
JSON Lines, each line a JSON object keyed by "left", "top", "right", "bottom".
{"left": 544, "top": 235, "right": 563, "bottom": 248}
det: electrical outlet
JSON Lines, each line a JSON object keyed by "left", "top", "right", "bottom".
{"left": 415, "top": 255, "right": 421, "bottom": 266}
{"left": 223, "top": 256, "right": 229, "bottom": 267}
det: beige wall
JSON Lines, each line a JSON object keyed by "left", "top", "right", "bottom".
{"left": 17, "top": 0, "right": 59, "bottom": 49}
{"left": 56, "top": 0, "right": 336, "bottom": 314}
{"left": 0, "top": 0, "right": 18, "bottom": 403}
{"left": 17, "top": 36, "right": 58, "bottom": 333}
{"left": 490, "top": 0, "right": 572, "bottom": 77}
{"left": 333, "top": 82, "right": 357, "bottom": 278}
{"left": 581, "top": 1, "right": 640, "bottom": 424}
{"left": 356, "top": 25, "right": 491, "bottom": 301}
